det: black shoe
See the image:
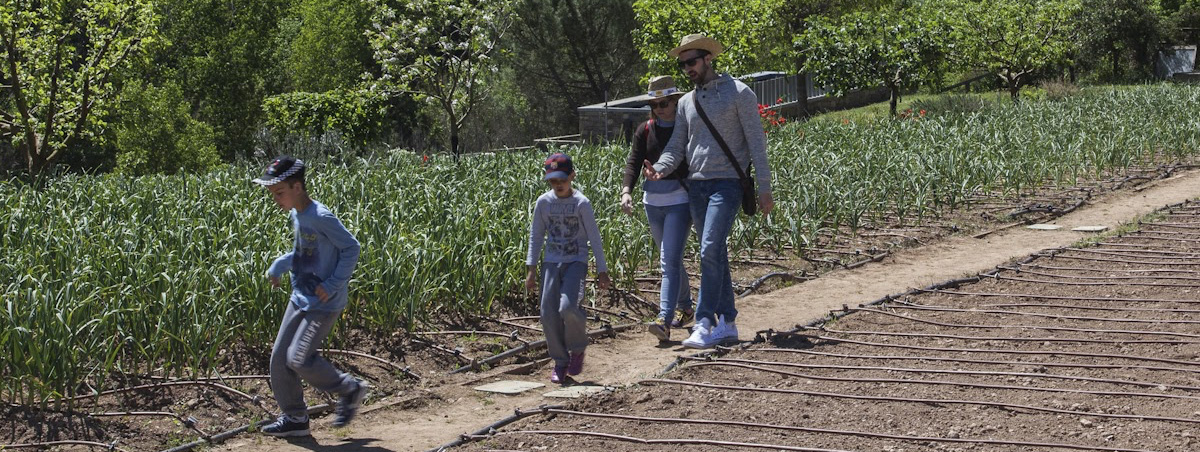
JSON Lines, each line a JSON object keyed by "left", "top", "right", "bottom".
{"left": 331, "top": 381, "right": 369, "bottom": 428}
{"left": 262, "top": 415, "right": 310, "bottom": 437}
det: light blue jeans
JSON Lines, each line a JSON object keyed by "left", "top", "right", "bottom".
{"left": 645, "top": 202, "right": 693, "bottom": 322}
{"left": 270, "top": 303, "right": 357, "bottom": 419}
{"left": 688, "top": 179, "right": 742, "bottom": 326}
{"left": 539, "top": 261, "right": 589, "bottom": 367}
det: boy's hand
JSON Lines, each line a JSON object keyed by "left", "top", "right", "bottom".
{"left": 596, "top": 272, "right": 611, "bottom": 291}
{"left": 316, "top": 284, "right": 330, "bottom": 303}
{"left": 269, "top": 276, "right": 280, "bottom": 289}
{"left": 524, "top": 268, "right": 538, "bottom": 292}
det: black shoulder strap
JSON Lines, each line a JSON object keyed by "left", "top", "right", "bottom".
{"left": 693, "top": 93, "right": 749, "bottom": 181}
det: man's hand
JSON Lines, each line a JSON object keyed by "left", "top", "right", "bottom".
{"left": 641, "top": 159, "right": 665, "bottom": 181}
{"left": 596, "top": 272, "right": 611, "bottom": 291}
{"left": 620, "top": 193, "right": 634, "bottom": 215}
{"left": 758, "top": 191, "right": 775, "bottom": 216}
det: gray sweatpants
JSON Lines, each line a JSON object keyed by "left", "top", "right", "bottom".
{"left": 270, "top": 302, "right": 357, "bottom": 419}
{"left": 540, "top": 261, "right": 589, "bottom": 367}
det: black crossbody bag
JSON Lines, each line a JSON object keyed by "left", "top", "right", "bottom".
{"left": 693, "top": 95, "right": 757, "bottom": 216}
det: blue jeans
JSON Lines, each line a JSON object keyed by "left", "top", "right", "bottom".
{"left": 271, "top": 303, "right": 357, "bottom": 419}
{"left": 645, "top": 202, "right": 693, "bottom": 322}
{"left": 539, "top": 261, "right": 589, "bottom": 367}
{"left": 688, "top": 179, "right": 742, "bottom": 326}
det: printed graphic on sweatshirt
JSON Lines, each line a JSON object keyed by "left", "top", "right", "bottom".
{"left": 293, "top": 227, "right": 321, "bottom": 295}
{"left": 547, "top": 214, "right": 581, "bottom": 256}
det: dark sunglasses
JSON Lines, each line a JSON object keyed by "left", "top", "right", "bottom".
{"left": 677, "top": 54, "right": 706, "bottom": 70}
{"left": 648, "top": 100, "right": 674, "bottom": 109}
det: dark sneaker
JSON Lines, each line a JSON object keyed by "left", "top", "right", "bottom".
{"left": 550, "top": 365, "right": 567, "bottom": 384}
{"left": 262, "top": 415, "right": 310, "bottom": 437}
{"left": 567, "top": 351, "right": 585, "bottom": 376}
{"left": 331, "top": 380, "right": 369, "bottom": 428}
{"left": 672, "top": 307, "right": 695, "bottom": 328}
{"left": 647, "top": 317, "right": 670, "bottom": 342}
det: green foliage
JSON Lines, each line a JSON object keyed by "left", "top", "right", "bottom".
{"left": 113, "top": 80, "right": 220, "bottom": 176}
{"left": 1165, "top": 0, "right": 1200, "bottom": 45}
{"left": 632, "top": 0, "right": 789, "bottom": 82}
{"left": 366, "top": 0, "right": 514, "bottom": 156}
{"left": 801, "top": 8, "right": 949, "bottom": 116}
{"left": 943, "top": 0, "right": 1083, "bottom": 100}
{"left": 262, "top": 88, "right": 390, "bottom": 148}
{"left": 1076, "top": 0, "right": 1165, "bottom": 81}
{"left": 0, "top": 0, "right": 159, "bottom": 175}
{"left": 506, "top": 0, "right": 644, "bottom": 137}
{"left": 289, "top": 0, "right": 374, "bottom": 92}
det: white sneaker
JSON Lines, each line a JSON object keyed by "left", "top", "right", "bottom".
{"left": 712, "top": 315, "right": 739, "bottom": 344}
{"left": 681, "top": 317, "right": 716, "bottom": 349}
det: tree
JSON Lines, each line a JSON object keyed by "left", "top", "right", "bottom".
{"left": 779, "top": 0, "right": 893, "bottom": 113}
{"left": 632, "top": 0, "right": 789, "bottom": 84}
{"left": 944, "top": 0, "right": 1083, "bottom": 101}
{"left": 801, "top": 10, "right": 949, "bottom": 116}
{"left": 367, "top": 0, "right": 514, "bottom": 157}
{"left": 0, "top": 0, "right": 158, "bottom": 176}
{"left": 506, "top": 0, "right": 643, "bottom": 136}
{"left": 289, "top": 0, "right": 375, "bottom": 92}
{"left": 113, "top": 80, "right": 220, "bottom": 176}
{"left": 1076, "top": 0, "right": 1165, "bottom": 81}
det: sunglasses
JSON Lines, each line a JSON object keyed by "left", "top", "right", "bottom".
{"left": 648, "top": 100, "right": 674, "bottom": 109}
{"left": 677, "top": 54, "right": 706, "bottom": 70}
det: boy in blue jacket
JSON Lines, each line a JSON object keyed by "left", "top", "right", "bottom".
{"left": 253, "top": 156, "right": 366, "bottom": 436}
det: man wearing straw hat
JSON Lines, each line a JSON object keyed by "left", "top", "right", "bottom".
{"left": 643, "top": 33, "right": 775, "bottom": 349}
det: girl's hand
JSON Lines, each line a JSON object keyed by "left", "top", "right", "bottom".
{"left": 620, "top": 193, "right": 634, "bottom": 215}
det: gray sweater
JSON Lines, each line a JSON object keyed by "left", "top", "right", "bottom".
{"left": 526, "top": 189, "right": 609, "bottom": 273}
{"left": 652, "top": 73, "right": 773, "bottom": 194}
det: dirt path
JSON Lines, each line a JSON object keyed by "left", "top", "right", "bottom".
{"left": 213, "top": 168, "right": 1200, "bottom": 452}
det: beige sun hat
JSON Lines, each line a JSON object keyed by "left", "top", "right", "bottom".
{"left": 669, "top": 33, "right": 723, "bottom": 58}
{"left": 645, "top": 75, "right": 684, "bottom": 100}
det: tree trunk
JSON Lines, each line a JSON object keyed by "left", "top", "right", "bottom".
{"left": 1008, "top": 76, "right": 1021, "bottom": 102}
{"left": 795, "top": 56, "right": 809, "bottom": 116}
{"left": 889, "top": 83, "right": 899, "bottom": 117}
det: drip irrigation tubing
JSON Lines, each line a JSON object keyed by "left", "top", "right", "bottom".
{"left": 0, "top": 440, "right": 131, "bottom": 452}
{"left": 859, "top": 304, "right": 1200, "bottom": 333}
{"left": 1125, "top": 232, "right": 1200, "bottom": 243}
{"left": 737, "top": 271, "right": 813, "bottom": 297}
{"left": 409, "top": 337, "right": 474, "bottom": 364}
{"left": 1016, "top": 263, "right": 1200, "bottom": 275}
{"left": 449, "top": 323, "right": 636, "bottom": 374}
{"left": 818, "top": 325, "right": 1200, "bottom": 345}
{"left": 994, "top": 273, "right": 1200, "bottom": 288}
{"left": 474, "top": 316, "right": 543, "bottom": 333}
{"left": 803, "top": 334, "right": 1200, "bottom": 372}
{"left": 427, "top": 404, "right": 564, "bottom": 452}
{"left": 742, "top": 348, "right": 1200, "bottom": 391}
{"left": 1088, "top": 245, "right": 1200, "bottom": 256}
{"left": 50, "top": 380, "right": 268, "bottom": 413}
{"left": 413, "top": 330, "right": 531, "bottom": 345}
{"left": 975, "top": 302, "right": 1200, "bottom": 313}
{"left": 639, "top": 378, "right": 1200, "bottom": 424}
{"left": 1000, "top": 265, "right": 1200, "bottom": 281}
{"left": 467, "top": 430, "right": 855, "bottom": 452}
{"left": 157, "top": 403, "right": 331, "bottom": 452}
{"left": 322, "top": 348, "right": 419, "bottom": 379}
{"left": 889, "top": 301, "right": 1200, "bottom": 324}
{"left": 920, "top": 288, "right": 1200, "bottom": 304}
{"left": 679, "top": 359, "right": 1200, "bottom": 401}
{"left": 513, "top": 408, "right": 1160, "bottom": 452}
{"left": 1067, "top": 247, "right": 1200, "bottom": 259}
{"left": 88, "top": 411, "right": 207, "bottom": 436}
{"left": 1035, "top": 252, "right": 1200, "bottom": 266}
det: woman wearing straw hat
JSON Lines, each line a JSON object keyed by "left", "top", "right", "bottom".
{"left": 643, "top": 33, "right": 775, "bottom": 349}
{"left": 621, "top": 75, "right": 695, "bottom": 343}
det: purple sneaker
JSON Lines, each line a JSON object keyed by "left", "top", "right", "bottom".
{"left": 567, "top": 351, "right": 585, "bottom": 376}
{"left": 550, "top": 365, "right": 567, "bottom": 384}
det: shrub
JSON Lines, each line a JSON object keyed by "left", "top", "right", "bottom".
{"left": 113, "top": 81, "right": 221, "bottom": 176}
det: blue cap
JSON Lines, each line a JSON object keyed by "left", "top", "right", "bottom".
{"left": 543, "top": 153, "right": 574, "bottom": 180}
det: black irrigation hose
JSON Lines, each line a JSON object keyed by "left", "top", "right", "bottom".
{"left": 921, "top": 288, "right": 1200, "bottom": 304}
{"left": 818, "top": 325, "right": 1200, "bottom": 345}
{"left": 157, "top": 403, "right": 331, "bottom": 452}
{"left": 427, "top": 404, "right": 564, "bottom": 452}
{"left": 888, "top": 300, "right": 1200, "bottom": 324}
{"left": 322, "top": 348, "right": 420, "bottom": 380}
{"left": 1003, "top": 264, "right": 1200, "bottom": 281}
{"left": 89, "top": 411, "right": 208, "bottom": 437}
{"left": 449, "top": 323, "right": 637, "bottom": 374}
{"left": 640, "top": 378, "right": 1200, "bottom": 425}
{"left": 802, "top": 334, "right": 1200, "bottom": 373}
{"left": 468, "top": 430, "right": 855, "bottom": 452}
{"left": 849, "top": 306, "right": 1200, "bottom": 339}
{"left": 0, "top": 440, "right": 132, "bottom": 452}
{"left": 679, "top": 359, "right": 1200, "bottom": 402}
{"left": 519, "top": 407, "right": 1162, "bottom": 452}
{"left": 736, "top": 271, "right": 813, "bottom": 297}
{"left": 740, "top": 348, "right": 1200, "bottom": 391}
{"left": 996, "top": 273, "right": 1200, "bottom": 288}
{"left": 975, "top": 302, "right": 1200, "bottom": 313}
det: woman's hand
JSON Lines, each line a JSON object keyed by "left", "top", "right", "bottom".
{"left": 620, "top": 192, "right": 634, "bottom": 215}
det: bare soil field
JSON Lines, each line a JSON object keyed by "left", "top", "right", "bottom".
{"left": 5, "top": 165, "right": 1200, "bottom": 452}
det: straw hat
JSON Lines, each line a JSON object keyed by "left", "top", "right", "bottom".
{"left": 644, "top": 75, "right": 684, "bottom": 100}
{"left": 669, "top": 33, "right": 723, "bottom": 58}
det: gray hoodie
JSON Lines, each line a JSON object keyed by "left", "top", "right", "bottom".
{"left": 652, "top": 73, "right": 773, "bottom": 194}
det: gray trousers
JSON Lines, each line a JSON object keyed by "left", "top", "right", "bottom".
{"left": 270, "top": 302, "right": 356, "bottom": 418}
{"left": 540, "top": 261, "right": 589, "bottom": 367}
